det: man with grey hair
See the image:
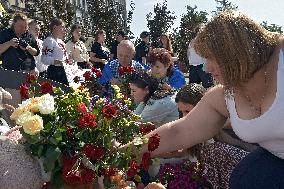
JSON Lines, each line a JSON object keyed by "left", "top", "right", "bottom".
{"left": 98, "top": 40, "right": 145, "bottom": 96}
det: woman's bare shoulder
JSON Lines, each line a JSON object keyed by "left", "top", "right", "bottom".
{"left": 202, "top": 85, "right": 229, "bottom": 117}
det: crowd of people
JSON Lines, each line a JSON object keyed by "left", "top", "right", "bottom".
{"left": 0, "top": 10, "right": 283, "bottom": 189}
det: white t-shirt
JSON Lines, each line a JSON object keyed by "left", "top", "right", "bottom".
{"left": 225, "top": 49, "right": 284, "bottom": 159}
{"left": 187, "top": 42, "right": 204, "bottom": 66}
{"left": 34, "top": 38, "right": 48, "bottom": 73}
{"left": 41, "top": 36, "right": 69, "bottom": 66}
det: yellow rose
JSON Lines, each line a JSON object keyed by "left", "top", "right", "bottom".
{"left": 27, "top": 97, "right": 41, "bottom": 113}
{"left": 22, "top": 115, "right": 43, "bottom": 135}
{"left": 10, "top": 107, "right": 26, "bottom": 120}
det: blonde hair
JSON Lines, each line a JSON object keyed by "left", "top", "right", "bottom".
{"left": 194, "top": 11, "right": 279, "bottom": 89}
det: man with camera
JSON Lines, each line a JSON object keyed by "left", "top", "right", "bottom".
{"left": 0, "top": 13, "right": 40, "bottom": 73}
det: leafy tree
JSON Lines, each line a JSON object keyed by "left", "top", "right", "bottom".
{"left": 0, "top": 2, "right": 10, "bottom": 31}
{"left": 146, "top": 0, "right": 176, "bottom": 47}
{"left": 25, "top": 0, "right": 75, "bottom": 38}
{"left": 171, "top": 5, "right": 208, "bottom": 70}
{"left": 213, "top": 0, "right": 238, "bottom": 14}
{"left": 261, "top": 21, "right": 283, "bottom": 34}
{"left": 125, "top": 0, "right": 135, "bottom": 40}
{"left": 87, "top": 0, "right": 126, "bottom": 46}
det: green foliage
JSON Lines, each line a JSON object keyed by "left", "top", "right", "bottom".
{"left": 170, "top": 5, "right": 208, "bottom": 70}
{"left": 261, "top": 21, "right": 283, "bottom": 34}
{"left": 213, "top": 0, "right": 238, "bottom": 14}
{"left": 87, "top": 0, "right": 126, "bottom": 46}
{"left": 126, "top": 0, "right": 135, "bottom": 40}
{"left": 25, "top": 0, "right": 75, "bottom": 38}
{"left": 146, "top": 0, "right": 176, "bottom": 47}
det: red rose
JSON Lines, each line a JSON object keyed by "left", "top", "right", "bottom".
{"left": 83, "top": 71, "right": 92, "bottom": 81}
{"left": 102, "top": 104, "right": 118, "bottom": 119}
{"left": 95, "top": 70, "right": 102, "bottom": 78}
{"left": 80, "top": 166, "right": 97, "bottom": 184}
{"left": 91, "top": 67, "right": 98, "bottom": 73}
{"left": 140, "top": 123, "right": 156, "bottom": 135}
{"left": 104, "top": 167, "right": 117, "bottom": 177}
{"left": 40, "top": 81, "right": 53, "bottom": 94}
{"left": 77, "top": 102, "right": 87, "bottom": 113}
{"left": 148, "top": 133, "right": 160, "bottom": 152}
{"left": 27, "top": 73, "right": 37, "bottom": 83}
{"left": 79, "top": 113, "right": 97, "bottom": 128}
{"left": 62, "top": 156, "right": 81, "bottom": 184}
{"left": 82, "top": 144, "right": 105, "bottom": 161}
{"left": 126, "top": 66, "right": 134, "bottom": 73}
{"left": 127, "top": 160, "right": 138, "bottom": 178}
{"left": 20, "top": 83, "right": 29, "bottom": 99}
{"left": 73, "top": 76, "right": 80, "bottom": 83}
{"left": 141, "top": 152, "right": 152, "bottom": 170}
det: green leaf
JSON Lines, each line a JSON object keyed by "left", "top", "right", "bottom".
{"left": 43, "top": 147, "right": 61, "bottom": 172}
{"left": 53, "top": 131, "right": 62, "bottom": 142}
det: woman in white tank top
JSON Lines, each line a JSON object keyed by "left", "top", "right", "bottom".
{"left": 136, "top": 11, "right": 284, "bottom": 189}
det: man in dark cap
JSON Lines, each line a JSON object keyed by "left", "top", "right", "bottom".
{"left": 109, "top": 30, "right": 126, "bottom": 60}
{"left": 134, "top": 31, "right": 150, "bottom": 70}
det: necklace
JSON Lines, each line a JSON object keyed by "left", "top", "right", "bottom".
{"left": 243, "top": 65, "right": 268, "bottom": 115}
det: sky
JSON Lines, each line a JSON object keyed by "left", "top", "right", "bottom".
{"left": 126, "top": 0, "right": 284, "bottom": 38}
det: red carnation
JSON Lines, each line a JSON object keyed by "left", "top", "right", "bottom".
{"left": 141, "top": 152, "right": 152, "bottom": 170}
{"left": 148, "top": 133, "right": 160, "bottom": 152}
{"left": 102, "top": 104, "right": 118, "bottom": 119}
{"left": 82, "top": 144, "right": 105, "bottom": 161}
{"left": 80, "top": 166, "right": 97, "bottom": 184}
{"left": 126, "top": 66, "right": 134, "bottom": 73}
{"left": 20, "top": 83, "right": 29, "bottom": 99}
{"left": 140, "top": 123, "right": 156, "bottom": 135}
{"left": 77, "top": 102, "right": 87, "bottom": 113}
{"left": 79, "top": 113, "right": 97, "bottom": 129}
{"left": 127, "top": 160, "right": 138, "bottom": 178}
{"left": 40, "top": 81, "right": 53, "bottom": 94}
{"left": 27, "top": 73, "right": 37, "bottom": 83}
{"left": 83, "top": 71, "right": 92, "bottom": 81}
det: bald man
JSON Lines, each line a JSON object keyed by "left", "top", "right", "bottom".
{"left": 98, "top": 40, "right": 145, "bottom": 95}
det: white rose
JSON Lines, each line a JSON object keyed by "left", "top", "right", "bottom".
{"left": 38, "top": 94, "right": 55, "bottom": 115}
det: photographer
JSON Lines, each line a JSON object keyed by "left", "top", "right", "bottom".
{"left": 0, "top": 13, "right": 40, "bottom": 72}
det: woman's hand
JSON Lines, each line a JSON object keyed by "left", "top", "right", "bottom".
{"left": 4, "top": 126, "right": 25, "bottom": 143}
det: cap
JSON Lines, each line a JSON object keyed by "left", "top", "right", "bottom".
{"left": 140, "top": 31, "right": 150, "bottom": 39}
{"left": 117, "top": 30, "right": 126, "bottom": 37}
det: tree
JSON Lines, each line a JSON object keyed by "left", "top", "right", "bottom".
{"left": 146, "top": 0, "right": 176, "bottom": 47}
{"left": 213, "top": 0, "right": 238, "bottom": 14}
{"left": 25, "top": 0, "right": 75, "bottom": 38}
{"left": 87, "top": 0, "right": 126, "bottom": 46}
{"left": 0, "top": 2, "right": 10, "bottom": 31}
{"left": 125, "top": 0, "right": 135, "bottom": 40}
{"left": 261, "top": 21, "right": 283, "bottom": 34}
{"left": 171, "top": 5, "right": 208, "bottom": 70}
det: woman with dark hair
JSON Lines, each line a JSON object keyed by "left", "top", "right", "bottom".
{"left": 148, "top": 48, "right": 185, "bottom": 90}
{"left": 90, "top": 30, "right": 110, "bottom": 70}
{"left": 66, "top": 24, "right": 89, "bottom": 69}
{"left": 129, "top": 71, "right": 179, "bottom": 128}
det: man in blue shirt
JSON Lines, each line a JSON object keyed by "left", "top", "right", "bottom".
{"left": 99, "top": 40, "right": 145, "bottom": 96}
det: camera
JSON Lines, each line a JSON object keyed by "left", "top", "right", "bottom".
{"left": 18, "top": 39, "right": 28, "bottom": 48}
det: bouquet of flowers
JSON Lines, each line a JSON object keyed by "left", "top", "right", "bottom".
{"left": 11, "top": 74, "right": 160, "bottom": 188}
{"left": 158, "top": 161, "right": 210, "bottom": 189}
{"left": 117, "top": 66, "right": 135, "bottom": 95}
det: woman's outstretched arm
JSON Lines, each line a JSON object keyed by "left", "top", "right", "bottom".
{"left": 145, "top": 86, "right": 229, "bottom": 157}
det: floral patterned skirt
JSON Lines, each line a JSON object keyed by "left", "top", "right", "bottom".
{"left": 200, "top": 141, "right": 249, "bottom": 189}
